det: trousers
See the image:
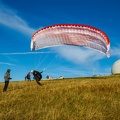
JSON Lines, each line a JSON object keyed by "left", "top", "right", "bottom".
{"left": 3, "top": 81, "right": 9, "bottom": 92}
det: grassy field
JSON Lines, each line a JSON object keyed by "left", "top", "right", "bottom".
{"left": 0, "top": 76, "right": 120, "bottom": 120}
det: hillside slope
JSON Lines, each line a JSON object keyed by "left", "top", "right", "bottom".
{"left": 0, "top": 76, "right": 120, "bottom": 120}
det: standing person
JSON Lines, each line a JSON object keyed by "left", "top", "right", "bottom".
{"left": 3, "top": 69, "right": 12, "bottom": 92}
{"left": 31, "top": 70, "right": 43, "bottom": 85}
{"left": 26, "top": 72, "right": 31, "bottom": 81}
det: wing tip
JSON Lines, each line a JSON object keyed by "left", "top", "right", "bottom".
{"left": 106, "top": 44, "right": 110, "bottom": 58}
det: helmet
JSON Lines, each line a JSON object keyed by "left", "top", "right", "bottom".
{"left": 31, "top": 70, "right": 34, "bottom": 73}
{"left": 7, "top": 69, "right": 11, "bottom": 72}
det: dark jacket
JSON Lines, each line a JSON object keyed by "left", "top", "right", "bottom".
{"left": 33, "top": 71, "right": 43, "bottom": 81}
{"left": 27, "top": 73, "right": 31, "bottom": 79}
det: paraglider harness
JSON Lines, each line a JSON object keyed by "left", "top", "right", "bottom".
{"left": 33, "top": 71, "right": 43, "bottom": 81}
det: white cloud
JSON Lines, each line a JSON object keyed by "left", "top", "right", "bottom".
{"left": 111, "top": 46, "right": 120, "bottom": 57}
{"left": 0, "top": 62, "right": 14, "bottom": 66}
{"left": 53, "top": 44, "right": 120, "bottom": 67}
{"left": 0, "top": 1, "right": 36, "bottom": 35}
{"left": 53, "top": 46, "right": 105, "bottom": 65}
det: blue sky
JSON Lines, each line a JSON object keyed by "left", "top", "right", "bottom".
{"left": 0, "top": 0, "right": 120, "bottom": 82}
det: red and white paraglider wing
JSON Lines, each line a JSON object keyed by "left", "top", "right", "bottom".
{"left": 31, "top": 24, "right": 110, "bottom": 58}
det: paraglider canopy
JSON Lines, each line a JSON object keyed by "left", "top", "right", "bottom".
{"left": 31, "top": 24, "right": 110, "bottom": 58}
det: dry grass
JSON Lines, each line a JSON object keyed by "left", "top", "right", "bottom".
{"left": 0, "top": 76, "right": 120, "bottom": 120}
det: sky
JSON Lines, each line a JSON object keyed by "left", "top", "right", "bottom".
{"left": 0, "top": 0, "right": 120, "bottom": 82}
